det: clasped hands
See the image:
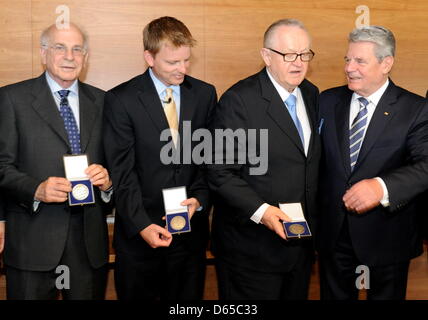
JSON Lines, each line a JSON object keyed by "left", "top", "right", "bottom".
{"left": 343, "top": 178, "right": 384, "bottom": 214}
{"left": 34, "top": 164, "right": 112, "bottom": 203}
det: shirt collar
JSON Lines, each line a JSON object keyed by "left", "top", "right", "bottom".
{"left": 45, "top": 71, "right": 79, "bottom": 96}
{"left": 148, "top": 68, "right": 180, "bottom": 97}
{"left": 266, "top": 68, "right": 299, "bottom": 102}
{"left": 352, "top": 79, "right": 390, "bottom": 106}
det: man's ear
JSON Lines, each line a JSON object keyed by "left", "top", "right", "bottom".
{"left": 381, "top": 56, "right": 394, "bottom": 74}
{"left": 260, "top": 48, "right": 272, "bottom": 67}
{"left": 40, "top": 48, "right": 47, "bottom": 65}
{"left": 144, "top": 50, "right": 155, "bottom": 67}
{"left": 83, "top": 52, "right": 89, "bottom": 67}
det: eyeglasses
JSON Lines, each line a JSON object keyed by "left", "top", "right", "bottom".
{"left": 266, "top": 48, "right": 315, "bottom": 62}
{"left": 44, "top": 44, "right": 87, "bottom": 56}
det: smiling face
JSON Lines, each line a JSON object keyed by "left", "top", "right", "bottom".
{"left": 344, "top": 41, "right": 393, "bottom": 97}
{"left": 144, "top": 41, "right": 191, "bottom": 86}
{"left": 261, "top": 25, "right": 311, "bottom": 92}
{"left": 40, "top": 25, "right": 87, "bottom": 89}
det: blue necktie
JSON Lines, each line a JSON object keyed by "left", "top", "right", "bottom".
{"left": 349, "top": 97, "right": 369, "bottom": 171}
{"left": 58, "top": 90, "right": 81, "bottom": 154}
{"left": 285, "top": 94, "right": 304, "bottom": 145}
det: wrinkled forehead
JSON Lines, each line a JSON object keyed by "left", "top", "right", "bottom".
{"left": 272, "top": 26, "right": 311, "bottom": 50}
{"left": 48, "top": 26, "right": 84, "bottom": 46}
{"left": 346, "top": 41, "right": 377, "bottom": 58}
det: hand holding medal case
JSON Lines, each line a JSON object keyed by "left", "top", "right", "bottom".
{"left": 63, "top": 154, "right": 95, "bottom": 206}
{"left": 162, "top": 186, "right": 191, "bottom": 234}
{"left": 279, "top": 202, "right": 312, "bottom": 239}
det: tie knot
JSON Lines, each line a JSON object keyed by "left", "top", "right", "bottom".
{"left": 285, "top": 94, "right": 296, "bottom": 108}
{"left": 358, "top": 97, "right": 369, "bottom": 109}
{"left": 165, "top": 88, "right": 173, "bottom": 99}
{"left": 285, "top": 94, "right": 297, "bottom": 113}
{"left": 58, "top": 90, "right": 70, "bottom": 99}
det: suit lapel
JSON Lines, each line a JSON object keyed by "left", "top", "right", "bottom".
{"left": 179, "top": 79, "right": 197, "bottom": 131}
{"left": 30, "top": 74, "right": 70, "bottom": 148}
{"left": 78, "top": 82, "right": 99, "bottom": 153}
{"left": 334, "top": 89, "right": 353, "bottom": 177}
{"left": 299, "top": 80, "right": 317, "bottom": 160}
{"left": 137, "top": 71, "right": 170, "bottom": 134}
{"left": 352, "top": 81, "right": 397, "bottom": 172}
{"left": 261, "top": 70, "right": 305, "bottom": 155}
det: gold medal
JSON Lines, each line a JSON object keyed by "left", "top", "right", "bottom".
{"left": 170, "top": 215, "right": 186, "bottom": 231}
{"left": 72, "top": 184, "right": 89, "bottom": 201}
{"left": 288, "top": 223, "right": 305, "bottom": 235}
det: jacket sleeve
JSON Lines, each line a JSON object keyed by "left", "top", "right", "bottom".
{"left": 103, "top": 90, "right": 152, "bottom": 238}
{"left": 0, "top": 87, "right": 42, "bottom": 211}
{"left": 187, "top": 86, "right": 217, "bottom": 211}
{"left": 381, "top": 99, "right": 428, "bottom": 211}
{"left": 207, "top": 89, "right": 266, "bottom": 222}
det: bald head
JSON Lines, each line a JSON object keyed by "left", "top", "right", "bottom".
{"left": 260, "top": 19, "right": 313, "bottom": 92}
{"left": 40, "top": 23, "right": 88, "bottom": 51}
{"left": 263, "top": 18, "right": 310, "bottom": 48}
{"left": 40, "top": 23, "right": 89, "bottom": 88}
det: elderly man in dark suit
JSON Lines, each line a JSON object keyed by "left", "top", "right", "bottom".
{"left": 103, "top": 16, "right": 216, "bottom": 300}
{"left": 318, "top": 26, "right": 428, "bottom": 300}
{"left": 0, "top": 23, "right": 112, "bottom": 299}
{"left": 208, "top": 18, "right": 321, "bottom": 300}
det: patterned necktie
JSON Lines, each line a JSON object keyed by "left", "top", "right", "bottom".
{"left": 163, "top": 88, "right": 179, "bottom": 146}
{"left": 58, "top": 90, "right": 81, "bottom": 154}
{"left": 349, "top": 97, "right": 369, "bottom": 171}
{"left": 285, "top": 94, "right": 304, "bottom": 146}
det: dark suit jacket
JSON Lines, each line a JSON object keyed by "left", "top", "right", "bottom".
{"left": 207, "top": 68, "right": 321, "bottom": 272}
{"left": 318, "top": 81, "right": 428, "bottom": 266}
{"left": 103, "top": 69, "right": 217, "bottom": 256}
{"left": 0, "top": 73, "right": 109, "bottom": 271}
{"left": 0, "top": 195, "right": 4, "bottom": 221}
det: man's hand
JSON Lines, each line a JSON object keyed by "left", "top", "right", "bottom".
{"left": 35, "top": 177, "right": 71, "bottom": 203}
{"left": 180, "top": 197, "right": 201, "bottom": 219}
{"left": 139, "top": 224, "right": 173, "bottom": 248}
{"left": 343, "top": 178, "right": 383, "bottom": 214}
{"left": 85, "top": 164, "right": 112, "bottom": 192}
{"left": 0, "top": 222, "right": 4, "bottom": 254}
{"left": 260, "top": 205, "right": 291, "bottom": 240}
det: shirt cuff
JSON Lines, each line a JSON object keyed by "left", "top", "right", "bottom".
{"left": 101, "top": 189, "right": 113, "bottom": 203}
{"left": 374, "top": 177, "right": 390, "bottom": 207}
{"left": 250, "top": 203, "right": 270, "bottom": 224}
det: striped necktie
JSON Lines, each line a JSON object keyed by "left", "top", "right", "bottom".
{"left": 349, "top": 97, "right": 369, "bottom": 171}
{"left": 58, "top": 90, "right": 81, "bottom": 154}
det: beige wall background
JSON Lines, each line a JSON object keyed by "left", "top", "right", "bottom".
{"left": 0, "top": 0, "right": 427, "bottom": 96}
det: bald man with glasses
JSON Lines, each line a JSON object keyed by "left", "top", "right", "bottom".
{"left": 208, "top": 18, "right": 321, "bottom": 300}
{"left": 0, "top": 23, "right": 112, "bottom": 300}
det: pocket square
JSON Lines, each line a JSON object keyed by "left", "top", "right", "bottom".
{"left": 318, "top": 118, "right": 324, "bottom": 134}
